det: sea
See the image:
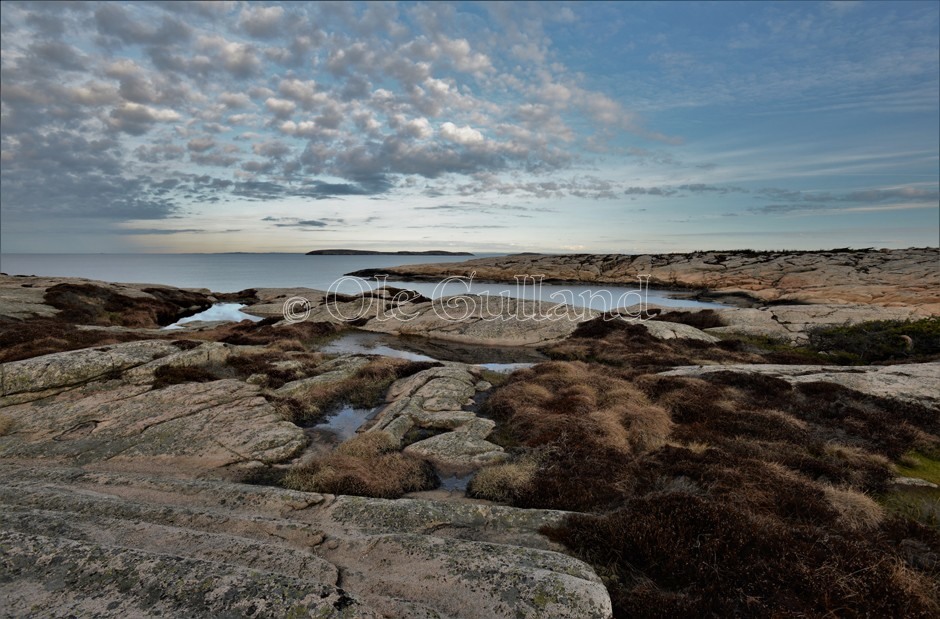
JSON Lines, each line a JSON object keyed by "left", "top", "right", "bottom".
{"left": 0, "top": 253, "right": 725, "bottom": 311}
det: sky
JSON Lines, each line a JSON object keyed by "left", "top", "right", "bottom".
{"left": 1, "top": 0, "right": 938, "bottom": 254}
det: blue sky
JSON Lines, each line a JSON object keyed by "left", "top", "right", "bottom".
{"left": 1, "top": 1, "right": 937, "bottom": 254}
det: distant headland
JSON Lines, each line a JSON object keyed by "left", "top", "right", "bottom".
{"left": 305, "top": 249, "right": 473, "bottom": 256}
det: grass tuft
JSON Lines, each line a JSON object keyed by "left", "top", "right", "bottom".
{"left": 282, "top": 431, "right": 436, "bottom": 498}
{"left": 467, "top": 453, "right": 540, "bottom": 503}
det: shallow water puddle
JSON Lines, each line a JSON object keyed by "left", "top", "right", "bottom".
{"left": 322, "top": 330, "right": 547, "bottom": 365}
{"left": 308, "top": 404, "right": 377, "bottom": 442}
{"left": 438, "top": 472, "right": 475, "bottom": 492}
{"left": 476, "top": 362, "right": 535, "bottom": 373}
{"left": 163, "top": 303, "right": 263, "bottom": 329}
{"left": 321, "top": 331, "right": 436, "bottom": 362}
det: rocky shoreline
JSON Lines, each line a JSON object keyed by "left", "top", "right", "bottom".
{"left": 348, "top": 247, "right": 940, "bottom": 313}
{"left": 1, "top": 248, "right": 938, "bottom": 617}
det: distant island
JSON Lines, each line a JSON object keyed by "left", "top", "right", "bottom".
{"left": 305, "top": 249, "right": 474, "bottom": 256}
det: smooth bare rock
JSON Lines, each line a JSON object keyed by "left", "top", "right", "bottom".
{"left": 0, "top": 530, "right": 377, "bottom": 619}
{"left": 0, "top": 279, "right": 60, "bottom": 319}
{"left": 893, "top": 477, "right": 939, "bottom": 488}
{"left": 0, "top": 379, "right": 306, "bottom": 474}
{"left": 0, "top": 463, "right": 612, "bottom": 619}
{"left": 386, "top": 365, "right": 481, "bottom": 401}
{"left": 414, "top": 375, "right": 477, "bottom": 410}
{"left": 361, "top": 295, "right": 596, "bottom": 346}
{"left": 243, "top": 287, "right": 327, "bottom": 318}
{"left": 404, "top": 431, "right": 507, "bottom": 470}
{"left": 410, "top": 408, "right": 479, "bottom": 429}
{"left": 637, "top": 319, "right": 719, "bottom": 342}
{"left": 659, "top": 362, "right": 940, "bottom": 407}
{"left": 318, "top": 532, "right": 611, "bottom": 619}
{"left": 370, "top": 365, "right": 507, "bottom": 469}
{"left": 121, "top": 341, "right": 238, "bottom": 384}
{"left": 250, "top": 287, "right": 596, "bottom": 346}
{"left": 708, "top": 304, "right": 924, "bottom": 342}
{"left": 275, "top": 355, "right": 371, "bottom": 398}
{"left": 457, "top": 417, "right": 498, "bottom": 438}
{"left": 247, "top": 285, "right": 919, "bottom": 348}
{"left": 0, "top": 274, "right": 214, "bottom": 321}
{"left": 0, "top": 339, "right": 182, "bottom": 399}
{"left": 365, "top": 248, "right": 940, "bottom": 313}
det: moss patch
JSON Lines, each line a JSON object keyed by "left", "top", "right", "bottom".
{"left": 896, "top": 451, "right": 940, "bottom": 486}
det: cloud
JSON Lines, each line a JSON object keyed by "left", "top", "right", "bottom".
{"left": 219, "top": 92, "right": 251, "bottom": 108}
{"left": 197, "top": 35, "right": 261, "bottom": 77}
{"left": 110, "top": 228, "right": 205, "bottom": 235}
{"left": 440, "top": 122, "right": 484, "bottom": 145}
{"left": 264, "top": 97, "right": 296, "bottom": 118}
{"left": 625, "top": 186, "right": 678, "bottom": 197}
{"left": 107, "top": 102, "right": 181, "bottom": 135}
{"left": 4, "top": 1, "right": 933, "bottom": 254}
{"left": 187, "top": 137, "right": 216, "bottom": 152}
{"left": 5, "top": 1, "right": 683, "bottom": 230}
{"left": 749, "top": 185, "right": 939, "bottom": 215}
{"left": 415, "top": 202, "right": 555, "bottom": 216}
{"left": 272, "top": 219, "right": 329, "bottom": 228}
{"left": 238, "top": 5, "right": 285, "bottom": 39}
{"left": 624, "top": 184, "right": 747, "bottom": 197}
{"left": 95, "top": 4, "right": 191, "bottom": 46}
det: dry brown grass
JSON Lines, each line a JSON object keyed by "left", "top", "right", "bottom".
{"left": 282, "top": 431, "right": 436, "bottom": 498}
{"left": 267, "top": 338, "right": 307, "bottom": 352}
{"left": 0, "top": 317, "right": 158, "bottom": 362}
{"left": 822, "top": 484, "right": 885, "bottom": 531}
{"left": 480, "top": 361, "right": 672, "bottom": 510}
{"left": 479, "top": 358, "right": 940, "bottom": 617}
{"left": 487, "top": 361, "right": 670, "bottom": 456}
{"left": 467, "top": 454, "right": 540, "bottom": 503}
{"left": 890, "top": 561, "right": 940, "bottom": 617}
{"left": 0, "top": 414, "right": 14, "bottom": 436}
{"left": 335, "top": 431, "right": 396, "bottom": 457}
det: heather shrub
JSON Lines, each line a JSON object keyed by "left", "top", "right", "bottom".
{"left": 807, "top": 318, "right": 940, "bottom": 364}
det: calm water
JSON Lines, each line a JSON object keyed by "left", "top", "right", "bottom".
{"left": 0, "top": 253, "right": 491, "bottom": 293}
{"left": 0, "top": 253, "right": 724, "bottom": 309}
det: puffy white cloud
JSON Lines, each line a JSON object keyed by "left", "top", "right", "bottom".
{"left": 238, "top": 5, "right": 284, "bottom": 39}
{"left": 440, "top": 122, "right": 484, "bottom": 145}
{"left": 108, "top": 102, "right": 180, "bottom": 134}
{"left": 197, "top": 35, "right": 261, "bottom": 77}
{"left": 0, "top": 0, "right": 690, "bottom": 246}
{"left": 66, "top": 81, "right": 119, "bottom": 107}
{"left": 264, "top": 97, "right": 296, "bottom": 118}
{"left": 218, "top": 92, "right": 251, "bottom": 108}
{"left": 187, "top": 136, "right": 216, "bottom": 152}
{"left": 436, "top": 36, "right": 492, "bottom": 74}
{"left": 405, "top": 117, "right": 433, "bottom": 139}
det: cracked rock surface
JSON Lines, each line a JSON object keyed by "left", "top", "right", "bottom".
{"left": 660, "top": 362, "right": 940, "bottom": 407}
{"left": 369, "top": 365, "right": 508, "bottom": 471}
{"left": 358, "top": 248, "right": 940, "bottom": 313}
{"left": 0, "top": 462, "right": 612, "bottom": 618}
{"left": 0, "top": 334, "right": 612, "bottom": 618}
